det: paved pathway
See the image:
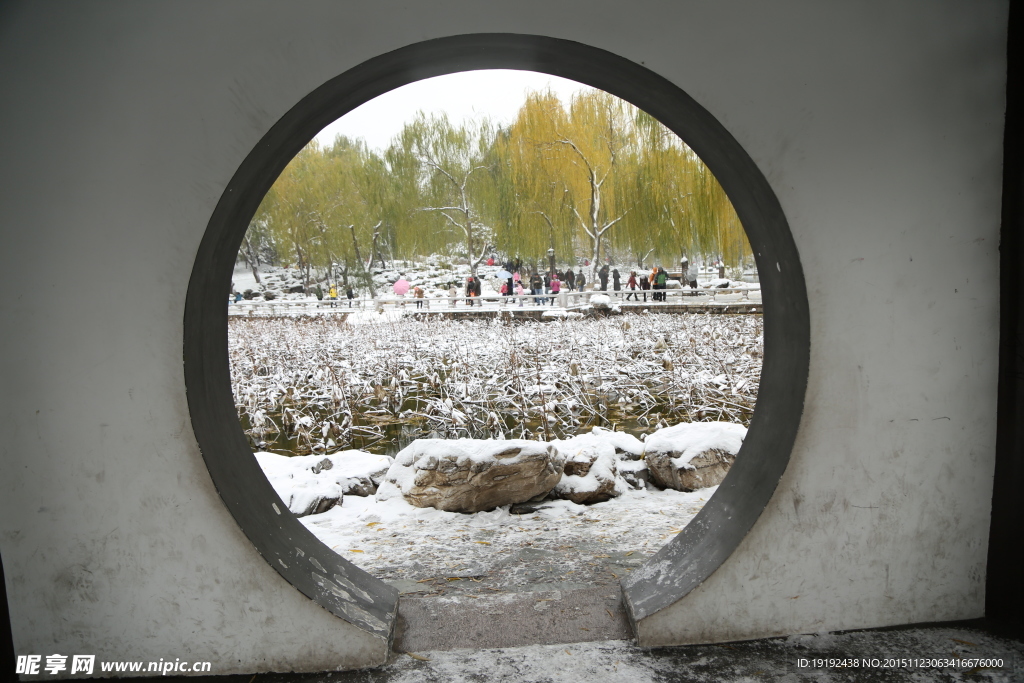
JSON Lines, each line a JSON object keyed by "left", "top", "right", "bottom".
{"left": 118, "top": 621, "right": 1024, "bottom": 682}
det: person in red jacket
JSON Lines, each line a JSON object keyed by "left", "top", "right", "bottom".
{"left": 626, "top": 271, "right": 638, "bottom": 301}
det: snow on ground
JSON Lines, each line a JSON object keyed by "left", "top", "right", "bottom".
{"left": 301, "top": 481, "right": 715, "bottom": 598}
{"left": 231, "top": 258, "right": 519, "bottom": 302}
{"left": 255, "top": 420, "right": 747, "bottom": 597}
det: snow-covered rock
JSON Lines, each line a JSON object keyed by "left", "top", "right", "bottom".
{"left": 550, "top": 427, "right": 644, "bottom": 503}
{"left": 554, "top": 450, "right": 621, "bottom": 504}
{"left": 616, "top": 458, "right": 650, "bottom": 490}
{"left": 591, "top": 426, "right": 645, "bottom": 460}
{"left": 587, "top": 294, "right": 622, "bottom": 315}
{"left": 541, "top": 310, "right": 583, "bottom": 319}
{"left": 376, "top": 439, "right": 566, "bottom": 513}
{"left": 255, "top": 450, "right": 393, "bottom": 516}
{"left": 642, "top": 422, "right": 746, "bottom": 491}
{"left": 326, "top": 450, "right": 395, "bottom": 496}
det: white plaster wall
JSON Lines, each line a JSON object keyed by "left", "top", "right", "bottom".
{"left": 0, "top": 0, "right": 1006, "bottom": 674}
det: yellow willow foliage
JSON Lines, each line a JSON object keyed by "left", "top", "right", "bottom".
{"left": 249, "top": 137, "right": 419, "bottom": 278}
{"left": 245, "top": 86, "right": 752, "bottom": 276}
{"left": 496, "top": 89, "right": 750, "bottom": 273}
{"left": 496, "top": 90, "right": 645, "bottom": 274}
{"left": 614, "top": 110, "right": 749, "bottom": 268}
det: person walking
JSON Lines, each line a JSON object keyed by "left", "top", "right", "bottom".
{"left": 564, "top": 269, "right": 575, "bottom": 291}
{"left": 515, "top": 281, "right": 525, "bottom": 307}
{"left": 577, "top": 270, "right": 586, "bottom": 291}
{"left": 413, "top": 285, "right": 425, "bottom": 308}
{"left": 448, "top": 282, "right": 458, "bottom": 307}
{"left": 328, "top": 284, "right": 338, "bottom": 308}
{"left": 530, "top": 273, "right": 543, "bottom": 305}
{"left": 598, "top": 265, "right": 609, "bottom": 291}
{"left": 639, "top": 272, "right": 650, "bottom": 301}
{"left": 654, "top": 266, "right": 668, "bottom": 301}
{"left": 466, "top": 276, "right": 476, "bottom": 306}
{"left": 346, "top": 285, "right": 355, "bottom": 307}
{"left": 550, "top": 273, "right": 561, "bottom": 304}
{"left": 626, "top": 271, "right": 638, "bottom": 301}
{"left": 612, "top": 268, "right": 621, "bottom": 297}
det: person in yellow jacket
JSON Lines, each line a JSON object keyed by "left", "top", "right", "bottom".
{"left": 328, "top": 285, "right": 338, "bottom": 308}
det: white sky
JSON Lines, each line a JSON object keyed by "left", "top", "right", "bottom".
{"left": 313, "top": 69, "right": 598, "bottom": 152}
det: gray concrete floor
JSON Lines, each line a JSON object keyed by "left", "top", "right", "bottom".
{"left": 118, "top": 620, "right": 1022, "bottom": 682}
{"left": 395, "top": 586, "right": 632, "bottom": 652}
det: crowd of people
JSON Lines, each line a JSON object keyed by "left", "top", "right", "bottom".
{"left": 459, "top": 258, "right": 697, "bottom": 306}
{"left": 235, "top": 256, "right": 709, "bottom": 309}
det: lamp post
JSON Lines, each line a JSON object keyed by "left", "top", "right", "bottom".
{"left": 547, "top": 247, "right": 555, "bottom": 275}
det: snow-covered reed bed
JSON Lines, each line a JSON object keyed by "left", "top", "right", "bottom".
{"left": 228, "top": 313, "right": 762, "bottom": 456}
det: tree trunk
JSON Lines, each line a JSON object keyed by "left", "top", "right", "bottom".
{"left": 348, "top": 225, "right": 376, "bottom": 298}
{"left": 242, "top": 235, "right": 261, "bottom": 283}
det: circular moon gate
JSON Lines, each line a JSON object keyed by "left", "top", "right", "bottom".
{"left": 183, "top": 34, "right": 809, "bottom": 643}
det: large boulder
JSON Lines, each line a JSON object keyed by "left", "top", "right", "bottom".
{"left": 551, "top": 428, "right": 642, "bottom": 504}
{"left": 376, "top": 439, "right": 566, "bottom": 513}
{"left": 642, "top": 422, "right": 746, "bottom": 491}
{"left": 254, "top": 450, "right": 393, "bottom": 516}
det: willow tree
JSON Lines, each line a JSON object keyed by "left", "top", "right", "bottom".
{"left": 244, "top": 137, "right": 410, "bottom": 294}
{"left": 629, "top": 109, "right": 749, "bottom": 269}
{"left": 244, "top": 87, "right": 752, "bottom": 284}
{"left": 486, "top": 116, "right": 576, "bottom": 268}
{"left": 311, "top": 136, "right": 398, "bottom": 294}
{"left": 500, "top": 90, "right": 656, "bottom": 279}
{"left": 251, "top": 144, "right": 330, "bottom": 288}
{"left": 396, "top": 113, "right": 499, "bottom": 275}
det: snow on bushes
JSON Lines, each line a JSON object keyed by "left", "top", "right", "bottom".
{"left": 229, "top": 313, "right": 762, "bottom": 456}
